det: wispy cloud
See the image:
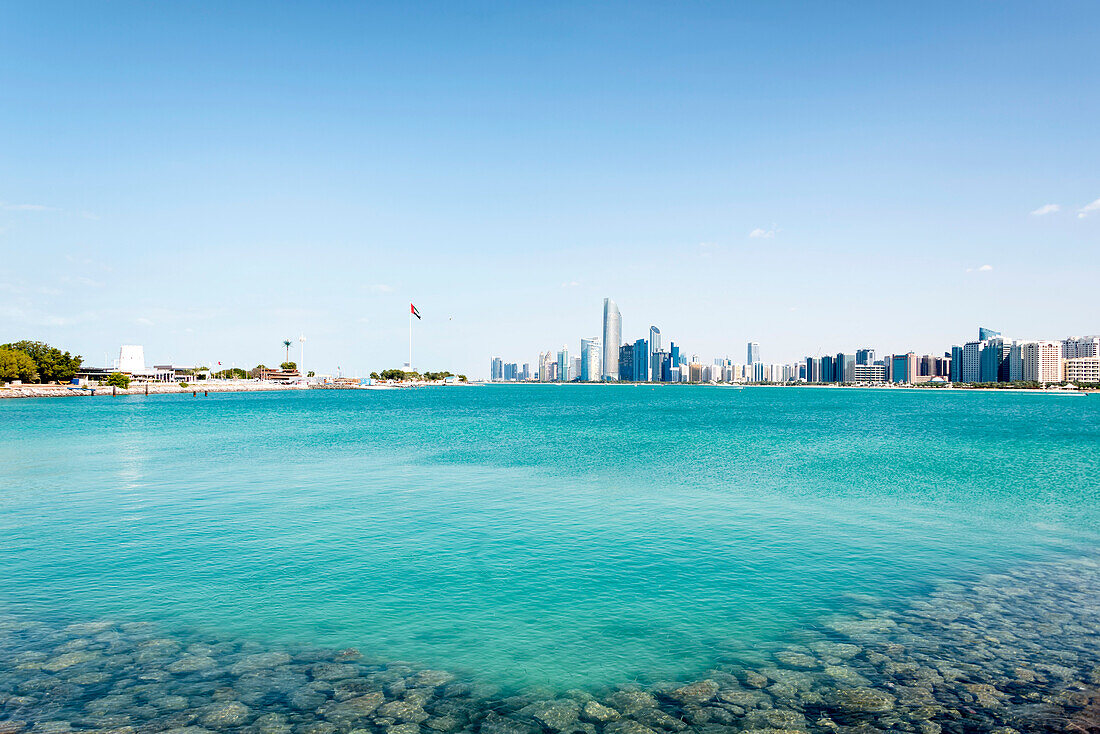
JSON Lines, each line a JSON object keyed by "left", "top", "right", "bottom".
{"left": 748, "top": 227, "right": 775, "bottom": 239}
{"left": 965, "top": 264, "right": 994, "bottom": 273}
{"left": 1030, "top": 204, "right": 1060, "bottom": 216}
{"left": 367, "top": 284, "right": 395, "bottom": 294}
{"left": 0, "top": 201, "right": 53, "bottom": 212}
{"left": 1078, "top": 198, "right": 1100, "bottom": 219}
{"left": 560, "top": 280, "right": 580, "bottom": 288}
{"left": 135, "top": 317, "right": 154, "bottom": 326}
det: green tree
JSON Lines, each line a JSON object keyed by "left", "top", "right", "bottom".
{"left": 307, "top": 371, "right": 315, "bottom": 377}
{"left": 283, "top": 339, "right": 293, "bottom": 362}
{"left": 280, "top": 361, "right": 297, "bottom": 371}
{"left": 249, "top": 364, "right": 267, "bottom": 379}
{"left": 103, "top": 372, "right": 131, "bottom": 389}
{"left": 0, "top": 347, "right": 38, "bottom": 383}
{"left": 369, "top": 372, "right": 380, "bottom": 380}
{"left": 0, "top": 340, "right": 82, "bottom": 383}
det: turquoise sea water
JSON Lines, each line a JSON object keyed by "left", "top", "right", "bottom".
{"left": 2, "top": 386, "right": 1099, "bottom": 693}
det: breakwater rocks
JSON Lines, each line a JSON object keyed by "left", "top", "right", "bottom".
{"left": 2, "top": 558, "right": 1098, "bottom": 734}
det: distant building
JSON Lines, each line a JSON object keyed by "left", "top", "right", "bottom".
{"left": 521, "top": 363, "right": 531, "bottom": 381}
{"left": 980, "top": 338, "right": 1011, "bottom": 382}
{"left": 1063, "top": 336, "right": 1100, "bottom": 359}
{"left": 1064, "top": 357, "right": 1100, "bottom": 383}
{"left": 632, "top": 338, "right": 649, "bottom": 381}
{"left": 962, "top": 341, "right": 983, "bottom": 382}
{"left": 539, "top": 351, "right": 553, "bottom": 382}
{"left": 580, "top": 337, "right": 601, "bottom": 381}
{"left": 557, "top": 346, "right": 570, "bottom": 383}
{"left": 978, "top": 326, "right": 1002, "bottom": 341}
{"left": 1022, "top": 341, "right": 1063, "bottom": 383}
{"left": 890, "top": 353, "right": 918, "bottom": 384}
{"left": 855, "top": 348, "right": 875, "bottom": 366}
{"left": 820, "top": 355, "right": 835, "bottom": 383}
{"left": 747, "top": 342, "right": 761, "bottom": 365}
{"left": 618, "top": 343, "right": 634, "bottom": 381}
{"left": 836, "top": 353, "right": 855, "bottom": 383}
{"left": 853, "top": 364, "right": 887, "bottom": 383}
{"left": 490, "top": 357, "right": 503, "bottom": 382}
{"left": 649, "top": 326, "right": 662, "bottom": 380}
{"left": 602, "top": 298, "right": 621, "bottom": 381}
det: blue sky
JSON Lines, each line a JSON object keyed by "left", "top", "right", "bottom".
{"left": 1, "top": 2, "right": 1098, "bottom": 376}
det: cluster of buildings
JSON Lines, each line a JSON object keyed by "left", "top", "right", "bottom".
{"left": 489, "top": 299, "right": 1100, "bottom": 386}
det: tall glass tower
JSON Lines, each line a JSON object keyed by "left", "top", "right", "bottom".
{"left": 649, "top": 326, "right": 661, "bottom": 380}
{"left": 747, "top": 342, "right": 761, "bottom": 364}
{"left": 602, "top": 298, "right": 621, "bottom": 381}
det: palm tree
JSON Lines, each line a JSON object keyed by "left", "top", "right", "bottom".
{"left": 283, "top": 339, "right": 292, "bottom": 363}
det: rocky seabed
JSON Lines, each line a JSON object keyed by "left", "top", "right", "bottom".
{"left": 2, "top": 558, "right": 1099, "bottom": 734}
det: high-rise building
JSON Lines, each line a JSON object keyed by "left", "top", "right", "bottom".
{"left": 805, "top": 357, "right": 821, "bottom": 383}
{"left": 557, "top": 346, "right": 570, "bottom": 383}
{"left": 950, "top": 345, "right": 964, "bottom": 382}
{"left": 853, "top": 364, "right": 887, "bottom": 383}
{"left": 747, "top": 342, "right": 761, "bottom": 365}
{"left": 1022, "top": 341, "right": 1063, "bottom": 383}
{"left": 980, "top": 338, "right": 1010, "bottom": 382}
{"left": 632, "top": 339, "right": 648, "bottom": 381}
{"left": 580, "top": 337, "right": 601, "bottom": 381}
{"left": 490, "top": 357, "right": 503, "bottom": 382}
{"left": 890, "top": 353, "right": 918, "bottom": 384}
{"left": 855, "top": 348, "right": 875, "bottom": 366}
{"left": 670, "top": 342, "right": 679, "bottom": 368}
{"left": 521, "top": 363, "right": 531, "bottom": 381}
{"left": 618, "top": 343, "right": 634, "bottom": 381}
{"left": 962, "top": 341, "right": 983, "bottom": 382}
{"left": 602, "top": 298, "right": 621, "bottom": 381}
{"left": 978, "top": 326, "right": 1002, "bottom": 341}
{"left": 1062, "top": 336, "right": 1100, "bottom": 359}
{"left": 538, "top": 352, "right": 553, "bottom": 382}
{"left": 820, "top": 355, "right": 835, "bottom": 383}
{"left": 837, "top": 353, "right": 855, "bottom": 383}
{"left": 649, "top": 326, "right": 662, "bottom": 380}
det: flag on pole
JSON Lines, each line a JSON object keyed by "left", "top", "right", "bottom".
{"left": 411, "top": 303, "right": 421, "bottom": 320}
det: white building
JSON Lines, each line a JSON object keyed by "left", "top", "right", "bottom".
{"left": 1022, "top": 340, "right": 1063, "bottom": 383}
{"left": 602, "top": 298, "right": 621, "bottom": 381}
{"left": 1064, "top": 357, "right": 1100, "bottom": 383}
{"left": 961, "top": 341, "right": 984, "bottom": 382}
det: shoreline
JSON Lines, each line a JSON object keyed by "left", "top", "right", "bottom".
{"left": 2, "top": 380, "right": 1092, "bottom": 400}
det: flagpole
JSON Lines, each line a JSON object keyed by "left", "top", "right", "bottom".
{"left": 409, "top": 307, "right": 413, "bottom": 372}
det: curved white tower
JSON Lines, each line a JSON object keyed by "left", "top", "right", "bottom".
{"left": 602, "top": 298, "right": 621, "bottom": 381}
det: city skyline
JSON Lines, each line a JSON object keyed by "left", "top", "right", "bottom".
{"left": 1, "top": 3, "right": 1098, "bottom": 378}
{"left": 490, "top": 296, "right": 1098, "bottom": 385}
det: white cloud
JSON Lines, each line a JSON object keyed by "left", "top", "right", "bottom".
{"left": 1078, "top": 198, "right": 1100, "bottom": 219}
{"left": 0, "top": 201, "right": 52, "bottom": 212}
{"left": 1030, "top": 204, "right": 1060, "bottom": 216}
{"left": 748, "top": 228, "right": 775, "bottom": 239}
{"left": 560, "top": 280, "right": 580, "bottom": 288}
{"left": 135, "top": 317, "right": 154, "bottom": 326}
{"left": 965, "top": 265, "right": 994, "bottom": 273}
{"left": 367, "top": 284, "right": 395, "bottom": 293}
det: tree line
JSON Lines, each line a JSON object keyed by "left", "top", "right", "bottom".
{"left": 0, "top": 341, "right": 83, "bottom": 384}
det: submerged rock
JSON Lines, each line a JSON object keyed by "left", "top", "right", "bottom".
{"left": 200, "top": 700, "right": 251, "bottom": 728}
{"left": 669, "top": 680, "right": 719, "bottom": 704}
{"left": 829, "top": 687, "right": 896, "bottom": 713}
{"left": 518, "top": 700, "right": 580, "bottom": 730}
{"left": 581, "top": 701, "right": 620, "bottom": 722}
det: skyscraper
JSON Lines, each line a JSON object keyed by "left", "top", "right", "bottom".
{"left": 602, "top": 298, "right": 621, "bottom": 381}
{"left": 855, "top": 348, "right": 875, "bottom": 366}
{"left": 747, "top": 342, "right": 761, "bottom": 365}
{"left": 490, "top": 357, "right": 503, "bottom": 382}
{"left": 580, "top": 337, "right": 601, "bottom": 381}
{"left": 950, "top": 346, "right": 963, "bottom": 382}
{"left": 557, "top": 346, "right": 569, "bottom": 383}
{"left": 618, "top": 343, "right": 634, "bottom": 381}
{"left": 633, "top": 338, "right": 648, "bottom": 381}
{"left": 649, "top": 326, "right": 661, "bottom": 380}
{"left": 978, "top": 326, "right": 1001, "bottom": 341}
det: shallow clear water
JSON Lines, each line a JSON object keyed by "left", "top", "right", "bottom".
{"left": 2, "top": 386, "right": 1099, "bottom": 693}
